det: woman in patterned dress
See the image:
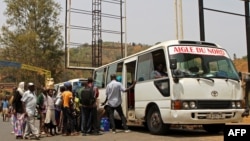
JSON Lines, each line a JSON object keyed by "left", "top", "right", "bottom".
{"left": 12, "top": 82, "right": 25, "bottom": 139}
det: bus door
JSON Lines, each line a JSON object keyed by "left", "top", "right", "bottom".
{"left": 124, "top": 57, "right": 137, "bottom": 120}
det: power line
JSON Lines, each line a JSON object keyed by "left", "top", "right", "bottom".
{"left": 204, "top": 7, "right": 247, "bottom": 17}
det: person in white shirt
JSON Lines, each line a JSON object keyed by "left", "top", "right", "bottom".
{"left": 102, "top": 74, "right": 136, "bottom": 134}
{"left": 21, "top": 82, "right": 40, "bottom": 140}
{"left": 44, "top": 89, "right": 57, "bottom": 136}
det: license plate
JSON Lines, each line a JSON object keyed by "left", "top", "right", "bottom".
{"left": 207, "top": 113, "right": 223, "bottom": 119}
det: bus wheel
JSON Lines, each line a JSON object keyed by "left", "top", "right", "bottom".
{"left": 146, "top": 105, "right": 169, "bottom": 134}
{"left": 202, "top": 124, "right": 225, "bottom": 134}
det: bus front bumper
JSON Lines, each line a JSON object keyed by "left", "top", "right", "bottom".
{"left": 161, "top": 109, "right": 245, "bottom": 124}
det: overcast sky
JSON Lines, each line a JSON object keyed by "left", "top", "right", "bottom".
{"left": 0, "top": 0, "right": 247, "bottom": 58}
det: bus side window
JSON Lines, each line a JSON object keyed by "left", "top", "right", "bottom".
{"left": 151, "top": 49, "right": 167, "bottom": 79}
{"left": 137, "top": 53, "right": 153, "bottom": 81}
{"left": 94, "top": 67, "right": 107, "bottom": 88}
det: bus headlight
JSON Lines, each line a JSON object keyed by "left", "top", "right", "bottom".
{"left": 231, "top": 101, "right": 236, "bottom": 108}
{"left": 236, "top": 101, "right": 242, "bottom": 108}
{"left": 189, "top": 101, "right": 196, "bottom": 109}
{"left": 182, "top": 102, "right": 189, "bottom": 109}
{"left": 172, "top": 100, "right": 197, "bottom": 109}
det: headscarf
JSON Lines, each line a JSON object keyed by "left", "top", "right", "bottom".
{"left": 116, "top": 76, "right": 122, "bottom": 82}
{"left": 17, "top": 82, "right": 25, "bottom": 96}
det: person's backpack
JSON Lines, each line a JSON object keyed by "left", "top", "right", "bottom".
{"left": 81, "top": 86, "right": 95, "bottom": 106}
{"left": 77, "top": 87, "right": 84, "bottom": 102}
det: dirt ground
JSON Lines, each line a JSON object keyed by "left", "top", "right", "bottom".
{"left": 242, "top": 116, "right": 250, "bottom": 123}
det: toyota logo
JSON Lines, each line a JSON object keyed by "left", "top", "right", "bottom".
{"left": 211, "top": 91, "right": 218, "bottom": 97}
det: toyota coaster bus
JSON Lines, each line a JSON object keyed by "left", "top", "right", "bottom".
{"left": 93, "top": 40, "right": 245, "bottom": 134}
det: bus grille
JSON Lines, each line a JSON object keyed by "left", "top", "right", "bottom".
{"left": 197, "top": 101, "right": 231, "bottom": 109}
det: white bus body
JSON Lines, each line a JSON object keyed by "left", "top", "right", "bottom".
{"left": 93, "top": 40, "right": 245, "bottom": 134}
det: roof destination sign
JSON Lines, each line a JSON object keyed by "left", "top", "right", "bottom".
{"left": 169, "top": 46, "right": 229, "bottom": 58}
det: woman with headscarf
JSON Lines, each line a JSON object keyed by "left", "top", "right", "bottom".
{"left": 12, "top": 82, "right": 25, "bottom": 139}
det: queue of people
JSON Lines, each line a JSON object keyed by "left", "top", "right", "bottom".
{"left": 36, "top": 77, "right": 102, "bottom": 137}
{"left": 5, "top": 81, "right": 57, "bottom": 140}
{"left": 58, "top": 75, "right": 136, "bottom": 136}
{"left": 1, "top": 74, "right": 136, "bottom": 140}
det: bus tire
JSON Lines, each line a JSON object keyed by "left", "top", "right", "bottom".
{"left": 202, "top": 124, "right": 225, "bottom": 134}
{"left": 146, "top": 105, "right": 169, "bottom": 135}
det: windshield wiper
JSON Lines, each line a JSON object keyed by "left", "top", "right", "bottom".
{"left": 197, "top": 78, "right": 214, "bottom": 83}
{"left": 216, "top": 75, "right": 240, "bottom": 83}
{"left": 225, "top": 78, "right": 240, "bottom": 83}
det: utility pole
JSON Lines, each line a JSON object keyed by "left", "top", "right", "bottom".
{"left": 124, "top": 0, "right": 127, "bottom": 57}
{"left": 244, "top": 1, "right": 250, "bottom": 72}
{"left": 198, "top": 0, "right": 205, "bottom": 41}
{"left": 174, "top": 0, "right": 184, "bottom": 40}
{"left": 243, "top": 0, "right": 250, "bottom": 116}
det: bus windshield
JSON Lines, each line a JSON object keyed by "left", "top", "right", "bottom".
{"left": 168, "top": 45, "right": 240, "bottom": 80}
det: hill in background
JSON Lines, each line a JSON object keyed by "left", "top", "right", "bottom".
{"left": 234, "top": 58, "right": 248, "bottom": 73}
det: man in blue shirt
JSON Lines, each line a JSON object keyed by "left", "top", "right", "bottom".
{"left": 102, "top": 74, "right": 136, "bottom": 134}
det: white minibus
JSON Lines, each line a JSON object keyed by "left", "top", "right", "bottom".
{"left": 93, "top": 40, "right": 245, "bottom": 134}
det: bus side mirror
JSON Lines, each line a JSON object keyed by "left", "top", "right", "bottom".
{"left": 238, "top": 72, "right": 242, "bottom": 80}
{"left": 243, "top": 73, "right": 250, "bottom": 82}
{"left": 170, "top": 59, "right": 179, "bottom": 83}
{"left": 170, "top": 59, "right": 177, "bottom": 70}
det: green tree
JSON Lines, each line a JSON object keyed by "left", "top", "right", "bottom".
{"left": 0, "top": 0, "right": 64, "bottom": 86}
